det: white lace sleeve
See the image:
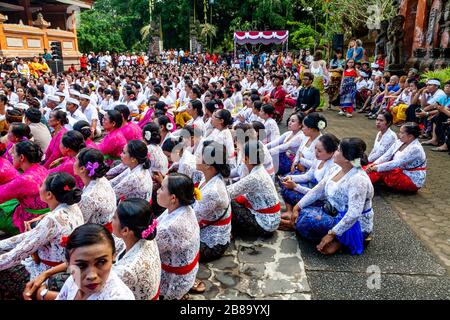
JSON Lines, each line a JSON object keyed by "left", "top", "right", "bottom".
{"left": 298, "top": 155, "right": 315, "bottom": 169}
{"left": 290, "top": 167, "right": 314, "bottom": 184}
{"left": 0, "top": 216, "right": 59, "bottom": 270}
{"left": 227, "top": 173, "right": 254, "bottom": 199}
{"left": 107, "top": 163, "right": 128, "bottom": 178}
{"left": 331, "top": 175, "right": 369, "bottom": 236}
{"left": 376, "top": 143, "right": 424, "bottom": 172}
{"left": 55, "top": 276, "right": 73, "bottom": 300}
{"left": 266, "top": 133, "right": 285, "bottom": 150}
{"left": 368, "top": 132, "right": 397, "bottom": 163}
{"left": 374, "top": 142, "right": 397, "bottom": 165}
{"left": 298, "top": 178, "right": 327, "bottom": 208}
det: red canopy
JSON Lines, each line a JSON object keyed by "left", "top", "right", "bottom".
{"left": 234, "top": 31, "right": 289, "bottom": 45}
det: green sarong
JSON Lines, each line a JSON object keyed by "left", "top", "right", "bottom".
{"left": 0, "top": 199, "right": 20, "bottom": 236}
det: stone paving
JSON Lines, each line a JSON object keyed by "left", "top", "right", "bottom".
{"left": 193, "top": 107, "right": 450, "bottom": 300}
{"left": 323, "top": 108, "right": 450, "bottom": 273}
{"left": 192, "top": 232, "right": 311, "bottom": 300}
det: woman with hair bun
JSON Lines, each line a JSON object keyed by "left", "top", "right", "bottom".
{"left": 292, "top": 137, "right": 374, "bottom": 256}
{"left": 259, "top": 104, "right": 280, "bottom": 144}
{"left": 2, "top": 122, "right": 32, "bottom": 164}
{"left": 0, "top": 141, "right": 48, "bottom": 235}
{"left": 48, "top": 130, "right": 86, "bottom": 188}
{"left": 267, "top": 112, "right": 306, "bottom": 176}
{"left": 43, "top": 110, "right": 68, "bottom": 168}
{"left": 73, "top": 120, "right": 98, "bottom": 149}
{"left": 0, "top": 172, "right": 84, "bottom": 300}
{"left": 97, "top": 109, "right": 127, "bottom": 166}
{"left": 366, "top": 122, "right": 426, "bottom": 192}
{"left": 227, "top": 140, "right": 281, "bottom": 237}
{"left": 367, "top": 112, "right": 397, "bottom": 163}
{"left": 75, "top": 148, "right": 116, "bottom": 225}
{"left": 195, "top": 141, "right": 232, "bottom": 262}
{"left": 44, "top": 224, "right": 134, "bottom": 300}
{"left": 156, "top": 173, "right": 200, "bottom": 300}
{"left": 280, "top": 133, "right": 340, "bottom": 230}
{"left": 0, "top": 142, "right": 18, "bottom": 185}
{"left": 111, "top": 140, "right": 152, "bottom": 201}
{"left": 143, "top": 122, "right": 169, "bottom": 175}
{"left": 198, "top": 109, "right": 235, "bottom": 160}
{"left": 112, "top": 198, "right": 161, "bottom": 300}
{"left": 290, "top": 112, "right": 326, "bottom": 173}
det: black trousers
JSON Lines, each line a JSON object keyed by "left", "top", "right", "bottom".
{"left": 432, "top": 112, "right": 450, "bottom": 144}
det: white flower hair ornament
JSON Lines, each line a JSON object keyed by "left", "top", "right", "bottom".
{"left": 144, "top": 131, "right": 152, "bottom": 141}
{"left": 166, "top": 123, "right": 174, "bottom": 131}
{"left": 350, "top": 158, "right": 362, "bottom": 168}
{"left": 317, "top": 120, "right": 326, "bottom": 131}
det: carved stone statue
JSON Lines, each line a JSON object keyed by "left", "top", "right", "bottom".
{"left": 438, "top": 0, "right": 450, "bottom": 48}
{"left": 32, "top": 12, "right": 51, "bottom": 28}
{"left": 386, "top": 15, "right": 406, "bottom": 67}
{"left": 375, "top": 20, "right": 389, "bottom": 57}
{"left": 426, "top": 7, "right": 440, "bottom": 46}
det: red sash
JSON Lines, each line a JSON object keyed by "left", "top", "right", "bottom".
{"left": 41, "top": 259, "right": 63, "bottom": 267}
{"left": 151, "top": 286, "right": 161, "bottom": 300}
{"left": 406, "top": 167, "right": 426, "bottom": 171}
{"left": 103, "top": 222, "right": 113, "bottom": 233}
{"left": 235, "top": 195, "right": 280, "bottom": 214}
{"left": 198, "top": 213, "right": 232, "bottom": 228}
{"left": 161, "top": 251, "right": 200, "bottom": 275}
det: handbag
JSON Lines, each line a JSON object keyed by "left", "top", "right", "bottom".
{"left": 322, "top": 200, "right": 338, "bottom": 217}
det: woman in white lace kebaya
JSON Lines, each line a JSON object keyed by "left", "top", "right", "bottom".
{"left": 366, "top": 122, "right": 426, "bottom": 192}
{"left": 56, "top": 224, "right": 134, "bottom": 300}
{"left": 155, "top": 173, "right": 200, "bottom": 300}
{"left": 111, "top": 140, "right": 152, "bottom": 201}
{"left": 227, "top": 141, "right": 281, "bottom": 237}
{"left": 142, "top": 122, "right": 169, "bottom": 175}
{"left": 293, "top": 138, "right": 374, "bottom": 256}
{"left": 259, "top": 104, "right": 280, "bottom": 144}
{"left": 112, "top": 198, "right": 161, "bottom": 300}
{"left": 290, "top": 112, "right": 326, "bottom": 174}
{"left": 267, "top": 112, "right": 306, "bottom": 175}
{"left": 75, "top": 148, "right": 116, "bottom": 225}
{"left": 367, "top": 112, "right": 398, "bottom": 163}
{"left": 0, "top": 172, "right": 84, "bottom": 299}
{"left": 279, "top": 134, "right": 340, "bottom": 230}
{"left": 194, "top": 141, "right": 232, "bottom": 261}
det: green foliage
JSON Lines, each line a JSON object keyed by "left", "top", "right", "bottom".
{"left": 77, "top": 0, "right": 397, "bottom": 53}
{"left": 421, "top": 68, "right": 450, "bottom": 88}
{"left": 287, "top": 21, "right": 317, "bottom": 51}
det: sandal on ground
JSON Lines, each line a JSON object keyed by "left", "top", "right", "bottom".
{"left": 189, "top": 279, "right": 206, "bottom": 294}
{"left": 431, "top": 147, "right": 449, "bottom": 152}
{"left": 181, "top": 293, "right": 191, "bottom": 300}
{"left": 421, "top": 141, "right": 438, "bottom": 146}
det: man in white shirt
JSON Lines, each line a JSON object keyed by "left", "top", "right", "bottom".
{"left": 66, "top": 97, "right": 88, "bottom": 129}
{"left": 25, "top": 107, "right": 51, "bottom": 153}
{"left": 80, "top": 94, "right": 100, "bottom": 136}
{"left": 42, "top": 95, "right": 62, "bottom": 121}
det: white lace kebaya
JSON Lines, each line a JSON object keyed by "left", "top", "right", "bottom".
{"left": 156, "top": 205, "right": 200, "bottom": 300}
{"left": 56, "top": 270, "right": 135, "bottom": 300}
{"left": 113, "top": 239, "right": 161, "bottom": 300}
{"left": 194, "top": 175, "right": 232, "bottom": 248}
{"left": 298, "top": 167, "right": 374, "bottom": 237}
{"left": 79, "top": 177, "right": 116, "bottom": 225}
{"left": 0, "top": 203, "right": 84, "bottom": 279}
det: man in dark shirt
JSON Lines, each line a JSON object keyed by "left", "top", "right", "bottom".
{"left": 295, "top": 72, "right": 321, "bottom": 114}
{"left": 43, "top": 48, "right": 53, "bottom": 61}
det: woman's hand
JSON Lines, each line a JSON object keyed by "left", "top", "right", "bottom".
{"left": 152, "top": 171, "right": 165, "bottom": 184}
{"left": 24, "top": 216, "right": 45, "bottom": 232}
{"left": 317, "top": 233, "right": 335, "bottom": 253}
{"left": 23, "top": 273, "right": 48, "bottom": 300}
{"left": 291, "top": 205, "right": 300, "bottom": 226}
{"left": 282, "top": 179, "right": 297, "bottom": 190}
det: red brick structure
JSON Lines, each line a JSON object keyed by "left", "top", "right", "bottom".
{"left": 0, "top": 0, "right": 93, "bottom": 70}
{"left": 400, "top": 0, "right": 450, "bottom": 70}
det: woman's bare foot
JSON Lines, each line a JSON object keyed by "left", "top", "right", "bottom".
{"left": 278, "top": 218, "right": 295, "bottom": 231}
{"left": 189, "top": 279, "right": 206, "bottom": 294}
{"left": 281, "top": 211, "right": 292, "bottom": 220}
{"left": 318, "top": 240, "right": 341, "bottom": 255}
